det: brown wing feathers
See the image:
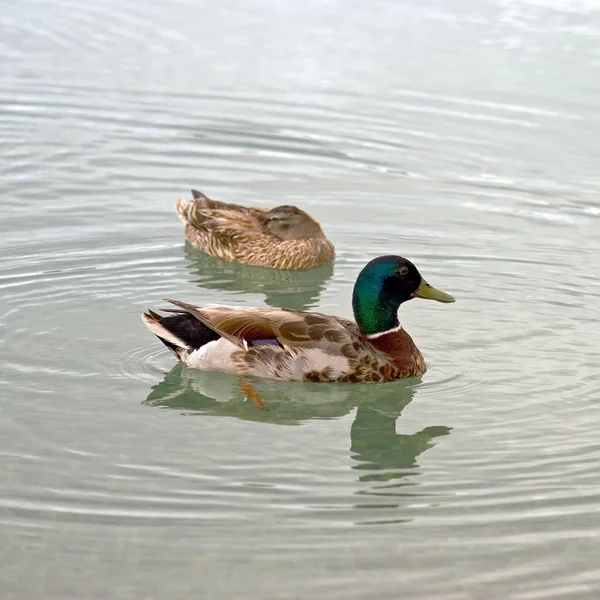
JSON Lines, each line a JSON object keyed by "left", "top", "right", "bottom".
{"left": 163, "top": 300, "right": 280, "bottom": 347}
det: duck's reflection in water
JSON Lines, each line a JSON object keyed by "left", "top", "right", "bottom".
{"left": 182, "top": 243, "right": 334, "bottom": 311}
{"left": 144, "top": 365, "right": 451, "bottom": 497}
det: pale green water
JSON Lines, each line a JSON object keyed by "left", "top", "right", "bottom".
{"left": 1, "top": 0, "right": 600, "bottom": 598}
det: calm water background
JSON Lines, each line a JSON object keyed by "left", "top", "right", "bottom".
{"left": 2, "top": 0, "right": 600, "bottom": 598}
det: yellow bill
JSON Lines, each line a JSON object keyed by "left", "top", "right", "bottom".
{"left": 413, "top": 280, "right": 455, "bottom": 303}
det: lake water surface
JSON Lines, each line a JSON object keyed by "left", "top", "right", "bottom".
{"left": 2, "top": 0, "right": 600, "bottom": 598}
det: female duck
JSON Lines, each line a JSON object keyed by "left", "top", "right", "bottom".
{"left": 142, "top": 255, "right": 455, "bottom": 384}
{"left": 176, "top": 189, "right": 335, "bottom": 270}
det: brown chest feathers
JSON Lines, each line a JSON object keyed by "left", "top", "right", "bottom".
{"left": 302, "top": 327, "right": 427, "bottom": 384}
{"left": 367, "top": 328, "right": 427, "bottom": 380}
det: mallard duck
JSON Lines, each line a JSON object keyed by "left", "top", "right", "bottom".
{"left": 175, "top": 189, "right": 335, "bottom": 270}
{"left": 142, "top": 255, "right": 455, "bottom": 392}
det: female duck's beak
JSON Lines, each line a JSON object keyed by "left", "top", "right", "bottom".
{"left": 413, "top": 280, "right": 455, "bottom": 303}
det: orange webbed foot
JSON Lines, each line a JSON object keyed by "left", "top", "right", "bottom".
{"left": 239, "top": 380, "right": 268, "bottom": 411}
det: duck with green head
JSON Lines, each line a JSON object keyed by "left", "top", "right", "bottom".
{"left": 142, "top": 255, "right": 455, "bottom": 388}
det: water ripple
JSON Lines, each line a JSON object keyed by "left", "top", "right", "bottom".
{"left": 2, "top": 0, "right": 600, "bottom": 596}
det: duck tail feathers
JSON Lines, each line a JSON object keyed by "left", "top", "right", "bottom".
{"left": 141, "top": 307, "right": 223, "bottom": 362}
{"left": 141, "top": 310, "right": 191, "bottom": 361}
{"left": 175, "top": 196, "right": 194, "bottom": 225}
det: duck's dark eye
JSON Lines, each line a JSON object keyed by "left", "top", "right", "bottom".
{"left": 397, "top": 266, "right": 409, "bottom": 276}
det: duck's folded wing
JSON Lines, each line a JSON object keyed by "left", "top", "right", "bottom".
{"left": 162, "top": 302, "right": 359, "bottom": 353}
{"left": 186, "top": 194, "right": 268, "bottom": 232}
{"left": 190, "top": 189, "right": 268, "bottom": 214}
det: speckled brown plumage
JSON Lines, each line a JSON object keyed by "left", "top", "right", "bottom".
{"left": 175, "top": 189, "right": 335, "bottom": 270}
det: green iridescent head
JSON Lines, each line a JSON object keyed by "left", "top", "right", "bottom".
{"left": 351, "top": 255, "right": 455, "bottom": 336}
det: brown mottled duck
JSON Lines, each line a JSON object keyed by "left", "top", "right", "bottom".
{"left": 175, "top": 189, "right": 335, "bottom": 270}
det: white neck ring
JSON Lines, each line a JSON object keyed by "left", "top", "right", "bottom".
{"left": 365, "top": 324, "right": 403, "bottom": 340}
